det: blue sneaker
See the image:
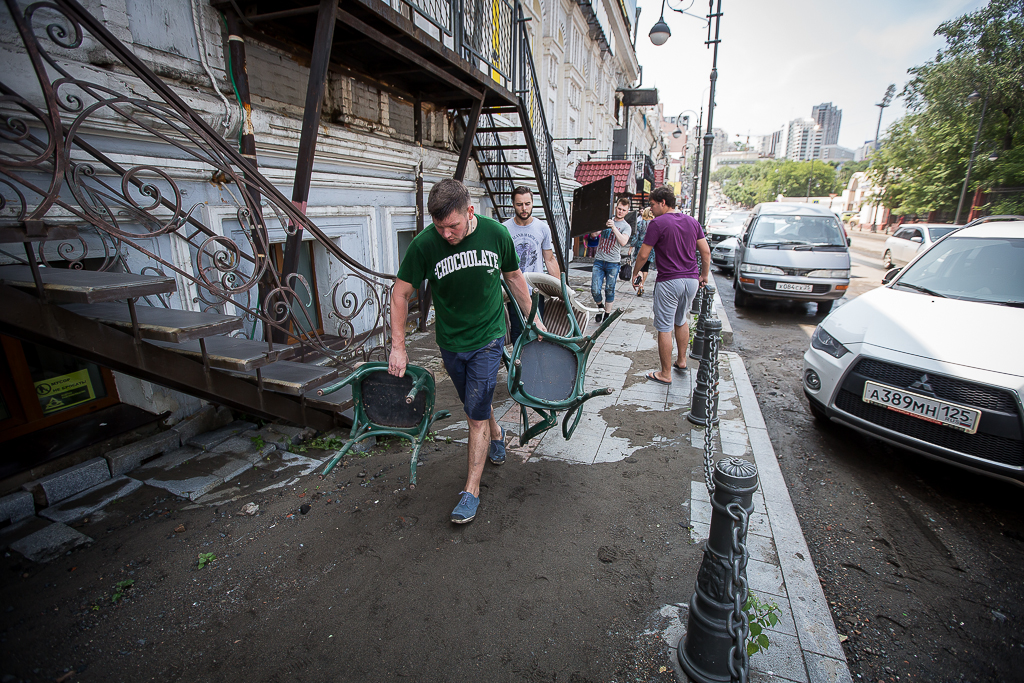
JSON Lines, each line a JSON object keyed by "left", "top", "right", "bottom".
{"left": 489, "top": 426, "right": 506, "bottom": 466}
{"left": 450, "top": 491, "right": 479, "bottom": 524}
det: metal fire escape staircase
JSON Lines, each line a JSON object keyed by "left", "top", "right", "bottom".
{"left": 0, "top": 0, "right": 571, "bottom": 432}
{"left": 463, "top": 10, "right": 571, "bottom": 270}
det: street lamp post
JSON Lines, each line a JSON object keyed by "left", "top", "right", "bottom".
{"left": 955, "top": 90, "right": 989, "bottom": 224}
{"left": 873, "top": 84, "right": 895, "bottom": 152}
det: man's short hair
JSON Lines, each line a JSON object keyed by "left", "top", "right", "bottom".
{"left": 511, "top": 186, "right": 533, "bottom": 201}
{"left": 428, "top": 179, "right": 471, "bottom": 222}
{"left": 615, "top": 197, "right": 631, "bottom": 208}
{"left": 649, "top": 186, "right": 676, "bottom": 208}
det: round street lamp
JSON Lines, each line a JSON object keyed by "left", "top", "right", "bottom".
{"left": 649, "top": 16, "right": 671, "bottom": 45}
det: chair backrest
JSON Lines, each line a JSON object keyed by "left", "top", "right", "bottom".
{"left": 524, "top": 272, "right": 590, "bottom": 335}
{"left": 352, "top": 364, "right": 433, "bottom": 429}
{"left": 518, "top": 338, "right": 578, "bottom": 402}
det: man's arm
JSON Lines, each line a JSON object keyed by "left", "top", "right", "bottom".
{"left": 504, "top": 269, "right": 546, "bottom": 332}
{"left": 542, "top": 248, "right": 561, "bottom": 280}
{"left": 697, "top": 238, "right": 711, "bottom": 286}
{"left": 631, "top": 244, "right": 652, "bottom": 285}
{"left": 388, "top": 278, "right": 416, "bottom": 377}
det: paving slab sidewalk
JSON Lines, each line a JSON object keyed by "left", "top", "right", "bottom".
{"left": 554, "top": 264, "right": 852, "bottom": 683}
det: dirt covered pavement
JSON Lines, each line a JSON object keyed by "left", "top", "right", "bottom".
{"left": 0, "top": 335, "right": 708, "bottom": 682}
{"left": 715, "top": 269, "right": 1024, "bottom": 683}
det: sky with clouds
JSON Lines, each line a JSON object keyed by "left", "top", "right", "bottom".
{"left": 633, "top": 0, "right": 988, "bottom": 150}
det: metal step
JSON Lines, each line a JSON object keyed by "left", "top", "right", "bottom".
{"left": 146, "top": 336, "right": 283, "bottom": 371}
{"left": 0, "top": 265, "right": 177, "bottom": 303}
{"left": 482, "top": 106, "right": 519, "bottom": 114}
{"left": 475, "top": 126, "right": 523, "bottom": 134}
{"left": 61, "top": 302, "right": 242, "bottom": 343}
{"left": 223, "top": 360, "right": 338, "bottom": 396}
{"left": 474, "top": 145, "right": 529, "bottom": 151}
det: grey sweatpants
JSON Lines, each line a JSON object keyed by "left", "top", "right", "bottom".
{"left": 652, "top": 278, "right": 699, "bottom": 332}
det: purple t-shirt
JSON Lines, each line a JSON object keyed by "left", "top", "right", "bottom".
{"left": 643, "top": 212, "right": 706, "bottom": 280}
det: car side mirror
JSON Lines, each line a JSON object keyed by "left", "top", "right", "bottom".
{"left": 882, "top": 267, "right": 902, "bottom": 285}
{"left": 910, "top": 236, "right": 923, "bottom": 243}
{"left": 847, "top": 237, "right": 852, "bottom": 247}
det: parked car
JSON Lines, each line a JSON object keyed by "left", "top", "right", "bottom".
{"left": 706, "top": 210, "right": 751, "bottom": 248}
{"left": 732, "top": 203, "right": 852, "bottom": 315}
{"left": 881, "top": 223, "right": 959, "bottom": 269}
{"left": 803, "top": 219, "right": 1024, "bottom": 484}
{"left": 711, "top": 236, "right": 738, "bottom": 272}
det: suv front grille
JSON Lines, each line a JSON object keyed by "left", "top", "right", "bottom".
{"left": 852, "top": 358, "right": 1019, "bottom": 413}
{"left": 834, "top": 390, "right": 1024, "bottom": 467}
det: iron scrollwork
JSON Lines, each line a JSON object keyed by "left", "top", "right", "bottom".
{"left": 0, "top": 0, "right": 395, "bottom": 365}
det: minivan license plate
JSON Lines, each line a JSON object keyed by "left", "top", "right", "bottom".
{"left": 775, "top": 282, "right": 813, "bottom": 292}
{"left": 862, "top": 381, "right": 981, "bottom": 434}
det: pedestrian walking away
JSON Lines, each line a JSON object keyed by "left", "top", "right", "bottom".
{"left": 591, "top": 197, "right": 632, "bottom": 322}
{"left": 629, "top": 207, "right": 655, "bottom": 296}
{"left": 503, "top": 186, "right": 561, "bottom": 343}
{"left": 632, "top": 186, "right": 709, "bottom": 385}
{"left": 585, "top": 232, "right": 599, "bottom": 258}
{"left": 389, "top": 179, "right": 544, "bottom": 524}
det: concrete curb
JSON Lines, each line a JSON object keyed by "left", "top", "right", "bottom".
{"left": 712, "top": 284, "right": 734, "bottom": 345}
{"left": 727, "top": 353, "right": 853, "bottom": 682}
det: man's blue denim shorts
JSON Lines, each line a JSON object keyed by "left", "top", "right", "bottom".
{"left": 439, "top": 336, "right": 504, "bottom": 420}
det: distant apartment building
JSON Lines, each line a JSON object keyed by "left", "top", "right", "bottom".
{"left": 711, "top": 128, "right": 732, "bottom": 156}
{"left": 821, "top": 145, "right": 855, "bottom": 161}
{"left": 854, "top": 141, "right": 876, "bottom": 162}
{"left": 811, "top": 102, "right": 842, "bottom": 146}
{"left": 755, "top": 130, "right": 783, "bottom": 158}
{"left": 783, "top": 118, "right": 821, "bottom": 161}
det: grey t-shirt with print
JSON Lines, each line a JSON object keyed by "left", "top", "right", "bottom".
{"left": 502, "top": 216, "right": 553, "bottom": 274}
{"left": 595, "top": 219, "right": 631, "bottom": 262}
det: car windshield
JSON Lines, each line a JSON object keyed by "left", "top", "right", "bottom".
{"left": 749, "top": 215, "right": 846, "bottom": 246}
{"left": 927, "top": 226, "right": 957, "bottom": 241}
{"left": 895, "top": 236, "right": 1024, "bottom": 304}
{"left": 722, "top": 211, "right": 748, "bottom": 226}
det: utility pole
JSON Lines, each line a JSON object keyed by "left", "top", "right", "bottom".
{"left": 873, "top": 84, "right": 895, "bottom": 151}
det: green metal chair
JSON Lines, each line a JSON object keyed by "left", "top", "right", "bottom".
{"left": 317, "top": 363, "right": 450, "bottom": 487}
{"left": 502, "top": 273, "right": 622, "bottom": 445}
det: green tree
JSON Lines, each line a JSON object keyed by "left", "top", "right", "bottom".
{"left": 871, "top": 0, "right": 1024, "bottom": 217}
{"left": 713, "top": 160, "right": 840, "bottom": 208}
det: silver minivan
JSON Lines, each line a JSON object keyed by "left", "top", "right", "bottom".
{"left": 733, "top": 203, "right": 851, "bottom": 314}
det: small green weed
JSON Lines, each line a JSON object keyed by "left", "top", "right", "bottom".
{"left": 745, "top": 591, "right": 781, "bottom": 656}
{"left": 197, "top": 552, "right": 217, "bottom": 569}
{"left": 111, "top": 579, "right": 134, "bottom": 603}
{"left": 250, "top": 435, "right": 266, "bottom": 450}
{"left": 306, "top": 435, "right": 348, "bottom": 451}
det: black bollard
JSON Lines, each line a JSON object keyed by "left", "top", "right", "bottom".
{"left": 687, "top": 317, "right": 721, "bottom": 426}
{"left": 678, "top": 457, "right": 759, "bottom": 683}
{"left": 690, "top": 281, "right": 717, "bottom": 360}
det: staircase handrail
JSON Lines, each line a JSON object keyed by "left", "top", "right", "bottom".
{"left": 1, "top": 0, "right": 395, "bottom": 364}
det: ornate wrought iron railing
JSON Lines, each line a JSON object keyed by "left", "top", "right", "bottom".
{"left": 0, "top": 0, "right": 394, "bottom": 365}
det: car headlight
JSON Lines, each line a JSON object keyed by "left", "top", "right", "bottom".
{"left": 811, "top": 325, "right": 849, "bottom": 358}
{"left": 740, "top": 264, "right": 785, "bottom": 275}
{"left": 807, "top": 269, "right": 850, "bottom": 279}
{"left": 713, "top": 246, "right": 733, "bottom": 255}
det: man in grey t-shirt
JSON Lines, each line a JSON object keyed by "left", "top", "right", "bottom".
{"left": 503, "top": 186, "right": 561, "bottom": 340}
{"left": 590, "top": 197, "right": 631, "bottom": 321}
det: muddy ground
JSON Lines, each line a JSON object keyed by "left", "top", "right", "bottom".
{"left": 715, "top": 269, "right": 1024, "bottom": 683}
{"left": 1, "top": 350, "right": 710, "bottom": 683}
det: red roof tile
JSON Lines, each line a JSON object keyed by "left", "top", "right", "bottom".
{"left": 573, "top": 160, "right": 634, "bottom": 194}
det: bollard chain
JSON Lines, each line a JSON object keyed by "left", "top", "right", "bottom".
{"left": 725, "top": 501, "right": 751, "bottom": 683}
{"left": 702, "top": 315, "right": 719, "bottom": 495}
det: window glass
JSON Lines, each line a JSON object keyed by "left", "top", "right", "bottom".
{"left": 897, "top": 237, "right": 1024, "bottom": 304}
{"left": 927, "top": 226, "right": 957, "bottom": 241}
{"left": 749, "top": 215, "right": 846, "bottom": 246}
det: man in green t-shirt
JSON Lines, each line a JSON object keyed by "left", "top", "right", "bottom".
{"left": 390, "top": 179, "right": 541, "bottom": 524}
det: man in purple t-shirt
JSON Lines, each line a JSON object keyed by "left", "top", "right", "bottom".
{"left": 630, "top": 186, "right": 710, "bottom": 385}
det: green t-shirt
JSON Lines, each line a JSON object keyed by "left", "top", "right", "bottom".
{"left": 396, "top": 214, "right": 519, "bottom": 352}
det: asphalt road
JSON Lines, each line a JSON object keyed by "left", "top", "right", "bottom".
{"left": 714, "top": 231, "right": 1024, "bottom": 683}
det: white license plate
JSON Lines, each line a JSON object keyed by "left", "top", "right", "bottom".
{"left": 775, "top": 282, "right": 813, "bottom": 292}
{"left": 862, "top": 381, "right": 981, "bottom": 434}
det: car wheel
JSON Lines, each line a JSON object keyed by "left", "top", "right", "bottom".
{"left": 808, "top": 399, "right": 829, "bottom": 422}
{"left": 816, "top": 299, "right": 834, "bottom": 315}
{"left": 882, "top": 249, "right": 892, "bottom": 269}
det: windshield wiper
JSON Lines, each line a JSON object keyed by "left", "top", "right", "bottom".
{"left": 751, "top": 241, "right": 803, "bottom": 248}
{"left": 999, "top": 301, "right": 1024, "bottom": 308}
{"left": 897, "top": 282, "right": 947, "bottom": 298}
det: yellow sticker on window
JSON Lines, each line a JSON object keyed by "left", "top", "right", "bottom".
{"left": 35, "top": 369, "right": 96, "bottom": 415}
